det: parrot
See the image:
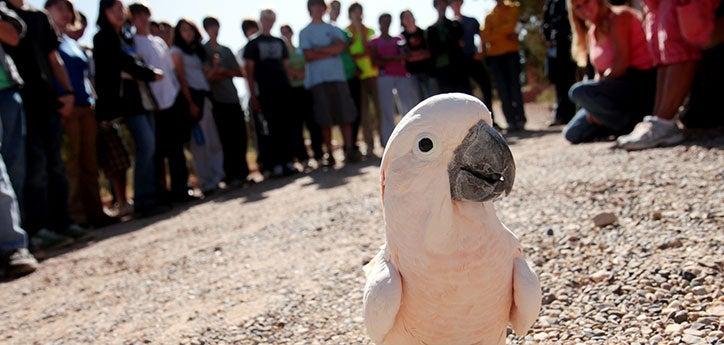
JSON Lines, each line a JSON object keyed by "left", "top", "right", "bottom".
{"left": 363, "top": 93, "right": 542, "bottom": 345}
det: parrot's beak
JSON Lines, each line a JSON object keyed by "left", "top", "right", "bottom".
{"left": 448, "top": 120, "right": 516, "bottom": 202}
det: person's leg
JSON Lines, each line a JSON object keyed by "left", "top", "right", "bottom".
{"left": 302, "top": 88, "right": 323, "bottom": 160}
{"left": 0, "top": 94, "right": 27, "bottom": 252}
{"left": 348, "top": 77, "right": 362, "bottom": 151}
{"left": 556, "top": 56, "right": 578, "bottom": 123}
{"left": 198, "top": 97, "right": 225, "bottom": 187}
{"left": 0, "top": 90, "right": 25, "bottom": 202}
{"left": 125, "top": 113, "right": 157, "bottom": 211}
{"left": 359, "top": 77, "right": 375, "bottom": 151}
{"left": 394, "top": 76, "right": 422, "bottom": 117}
{"left": 288, "top": 88, "right": 309, "bottom": 162}
{"left": 467, "top": 58, "right": 495, "bottom": 114}
{"left": 563, "top": 109, "right": 610, "bottom": 144}
{"left": 212, "top": 101, "right": 246, "bottom": 181}
{"left": 653, "top": 61, "right": 698, "bottom": 119}
{"left": 63, "top": 108, "right": 83, "bottom": 223}
{"left": 506, "top": 52, "right": 527, "bottom": 126}
{"left": 487, "top": 56, "right": 516, "bottom": 128}
{"left": 43, "top": 112, "right": 73, "bottom": 232}
{"left": 568, "top": 79, "right": 637, "bottom": 133}
{"left": 377, "top": 76, "right": 397, "bottom": 147}
{"left": 77, "top": 107, "right": 105, "bottom": 224}
{"left": 22, "top": 105, "right": 50, "bottom": 236}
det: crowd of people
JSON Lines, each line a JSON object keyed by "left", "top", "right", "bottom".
{"left": 0, "top": 0, "right": 721, "bottom": 279}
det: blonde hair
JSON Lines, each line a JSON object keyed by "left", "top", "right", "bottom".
{"left": 568, "top": 0, "right": 611, "bottom": 67}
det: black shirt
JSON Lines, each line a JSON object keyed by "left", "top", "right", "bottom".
{"left": 243, "top": 34, "right": 290, "bottom": 93}
{"left": 401, "top": 27, "right": 433, "bottom": 75}
{"left": 426, "top": 18, "right": 465, "bottom": 75}
{"left": 3, "top": 3, "right": 59, "bottom": 98}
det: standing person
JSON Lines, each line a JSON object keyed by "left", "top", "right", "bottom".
{"left": 450, "top": 0, "right": 495, "bottom": 118}
{"left": 300, "top": 0, "right": 359, "bottom": 166}
{"left": 202, "top": 17, "right": 249, "bottom": 185}
{"left": 329, "top": 1, "right": 363, "bottom": 158}
{"left": 0, "top": 1, "right": 38, "bottom": 277}
{"left": 281, "top": 24, "right": 324, "bottom": 166}
{"left": 400, "top": 10, "right": 438, "bottom": 99}
{"left": 426, "top": 0, "right": 470, "bottom": 94}
{"left": 157, "top": 21, "right": 173, "bottom": 47}
{"left": 562, "top": 0, "right": 656, "bottom": 144}
{"left": 4, "top": 0, "right": 86, "bottom": 247}
{"left": 171, "top": 19, "right": 225, "bottom": 193}
{"left": 542, "top": 0, "right": 577, "bottom": 125}
{"left": 45, "top": 0, "right": 115, "bottom": 228}
{"left": 346, "top": 2, "right": 381, "bottom": 156}
{"left": 93, "top": 0, "right": 165, "bottom": 218}
{"left": 130, "top": 3, "right": 196, "bottom": 203}
{"left": 616, "top": 0, "right": 720, "bottom": 150}
{"left": 368, "top": 13, "right": 421, "bottom": 146}
{"left": 482, "top": 0, "right": 528, "bottom": 131}
{"left": 244, "top": 10, "right": 298, "bottom": 177}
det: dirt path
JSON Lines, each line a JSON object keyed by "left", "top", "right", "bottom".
{"left": 1, "top": 104, "right": 722, "bottom": 345}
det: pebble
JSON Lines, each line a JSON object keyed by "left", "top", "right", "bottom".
{"left": 592, "top": 212, "right": 617, "bottom": 227}
{"left": 590, "top": 270, "right": 612, "bottom": 283}
{"left": 674, "top": 310, "right": 689, "bottom": 323}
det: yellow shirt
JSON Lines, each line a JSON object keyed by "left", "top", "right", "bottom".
{"left": 482, "top": 1, "right": 520, "bottom": 57}
{"left": 346, "top": 26, "right": 379, "bottom": 79}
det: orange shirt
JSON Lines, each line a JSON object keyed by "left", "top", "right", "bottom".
{"left": 481, "top": 1, "right": 521, "bottom": 57}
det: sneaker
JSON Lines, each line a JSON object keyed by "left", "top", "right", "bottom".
{"left": 2, "top": 248, "right": 38, "bottom": 277}
{"left": 283, "top": 163, "right": 300, "bottom": 176}
{"left": 321, "top": 154, "right": 336, "bottom": 168}
{"left": 31, "top": 229, "right": 74, "bottom": 250}
{"left": 115, "top": 202, "right": 134, "bottom": 218}
{"left": 58, "top": 224, "right": 91, "bottom": 239}
{"left": 616, "top": 116, "right": 685, "bottom": 151}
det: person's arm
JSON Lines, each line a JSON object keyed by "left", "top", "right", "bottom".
{"left": 171, "top": 50, "right": 200, "bottom": 119}
{"left": 244, "top": 59, "right": 261, "bottom": 113}
{"left": 48, "top": 50, "right": 74, "bottom": 117}
{"left": 603, "top": 13, "right": 631, "bottom": 79}
{"left": 368, "top": 40, "right": 382, "bottom": 67}
{"left": 303, "top": 38, "right": 346, "bottom": 62}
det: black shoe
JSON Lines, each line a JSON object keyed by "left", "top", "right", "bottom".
{"left": 322, "top": 154, "right": 336, "bottom": 168}
{"left": 344, "top": 148, "right": 362, "bottom": 163}
{"left": 1, "top": 248, "right": 38, "bottom": 278}
{"left": 283, "top": 163, "right": 300, "bottom": 176}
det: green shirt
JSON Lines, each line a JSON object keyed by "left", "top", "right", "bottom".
{"left": 288, "top": 45, "right": 306, "bottom": 88}
{"left": 347, "top": 26, "right": 378, "bottom": 80}
{"left": 0, "top": 65, "right": 12, "bottom": 90}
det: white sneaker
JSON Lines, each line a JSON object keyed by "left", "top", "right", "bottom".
{"left": 616, "top": 116, "right": 685, "bottom": 151}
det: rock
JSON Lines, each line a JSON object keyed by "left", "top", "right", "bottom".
{"left": 651, "top": 211, "right": 662, "bottom": 220}
{"left": 590, "top": 270, "right": 612, "bottom": 283}
{"left": 546, "top": 228, "right": 554, "bottom": 236}
{"left": 592, "top": 212, "right": 617, "bottom": 227}
{"left": 542, "top": 293, "right": 556, "bottom": 305}
{"left": 658, "top": 238, "right": 683, "bottom": 250}
{"left": 683, "top": 328, "right": 705, "bottom": 337}
{"left": 665, "top": 323, "right": 683, "bottom": 335}
{"left": 674, "top": 310, "right": 689, "bottom": 323}
{"left": 706, "top": 304, "right": 724, "bottom": 317}
{"left": 533, "top": 332, "right": 549, "bottom": 341}
{"left": 681, "top": 334, "right": 703, "bottom": 344}
{"left": 691, "top": 286, "right": 707, "bottom": 296}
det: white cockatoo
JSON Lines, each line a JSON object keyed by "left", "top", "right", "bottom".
{"left": 363, "top": 94, "right": 542, "bottom": 345}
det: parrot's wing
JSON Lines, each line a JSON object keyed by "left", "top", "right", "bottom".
{"left": 509, "top": 256, "right": 542, "bottom": 336}
{"left": 363, "top": 246, "right": 402, "bottom": 344}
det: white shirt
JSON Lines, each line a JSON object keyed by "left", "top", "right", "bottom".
{"left": 133, "top": 34, "right": 180, "bottom": 110}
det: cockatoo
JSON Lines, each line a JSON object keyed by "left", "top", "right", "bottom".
{"left": 363, "top": 94, "right": 541, "bottom": 345}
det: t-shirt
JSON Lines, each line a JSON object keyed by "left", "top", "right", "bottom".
{"left": 287, "top": 45, "right": 306, "bottom": 88}
{"left": 457, "top": 15, "right": 481, "bottom": 58}
{"left": 401, "top": 27, "right": 433, "bottom": 75}
{"left": 368, "top": 36, "right": 407, "bottom": 77}
{"left": 134, "top": 34, "right": 180, "bottom": 110}
{"left": 426, "top": 18, "right": 465, "bottom": 73}
{"left": 337, "top": 28, "right": 358, "bottom": 80}
{"left": 299, "top": 22, "right": 346, "bottom": 88}
{"left": 346, "top": 26, "right": 378, "bottom": 79}
{"left": 242, "top": 34, "right": 290, "bottom": 92}
{"left": 4, "top": 4, "right": 60, "bottom": 99}
{"left": 482, "top": 1, "right": 521, "bottom": 57}
{"left": 57, "top": 35, "right": 93, "bottom": 106}
{"left": 170, "top": 46, "right": 210, "bottom": 91}
{"left": 204, "top": 42, "right": 242, "bottom": 104}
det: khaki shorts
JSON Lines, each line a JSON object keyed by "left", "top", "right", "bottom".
{"left": 310, "top": 81, "right": 358, "bottom": 127}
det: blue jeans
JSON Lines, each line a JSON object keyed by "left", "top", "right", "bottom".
{"left": 564, "top": 68, "right": 656, "bottom": 144}
{"left": 487, "top": 52, "right": 527, "bottom": 127}
{"left": 125, "top": 113, "right": 157, "bottom": 211}
{"left": 0, "top": 89, "right": 27, "bottom": 251}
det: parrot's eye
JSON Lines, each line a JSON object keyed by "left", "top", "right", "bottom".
{"left": 418, "top": 138, "right": 433, "bottom": 152}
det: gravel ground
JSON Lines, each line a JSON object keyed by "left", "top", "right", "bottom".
{"left": 0, "top": 104, "right": 722, "bottom": 345}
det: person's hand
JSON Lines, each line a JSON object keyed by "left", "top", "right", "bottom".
{"left": 58, "top": 94, "right": 74, "bottom": 118}
{"left": 250, "top": 96, "right": 262, "bottom": 114}
{"left": 153, "top": 68, "right": 164, "bottom": 81}
{"left": 189, "top": 102, "right": 201, "bottom": 120}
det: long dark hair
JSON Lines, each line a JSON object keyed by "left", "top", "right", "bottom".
{"left": 173, "top": 18, "right": 206, "bottom": 61}
{"left": 96, "top": 0, "right": 118, "bottom": 31}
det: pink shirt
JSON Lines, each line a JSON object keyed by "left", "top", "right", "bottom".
{"left": 369, "top": 36, "right": 408, "bottom": 77}
{"left": 589, "top": 9, "right": 654, "bottom": 73}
